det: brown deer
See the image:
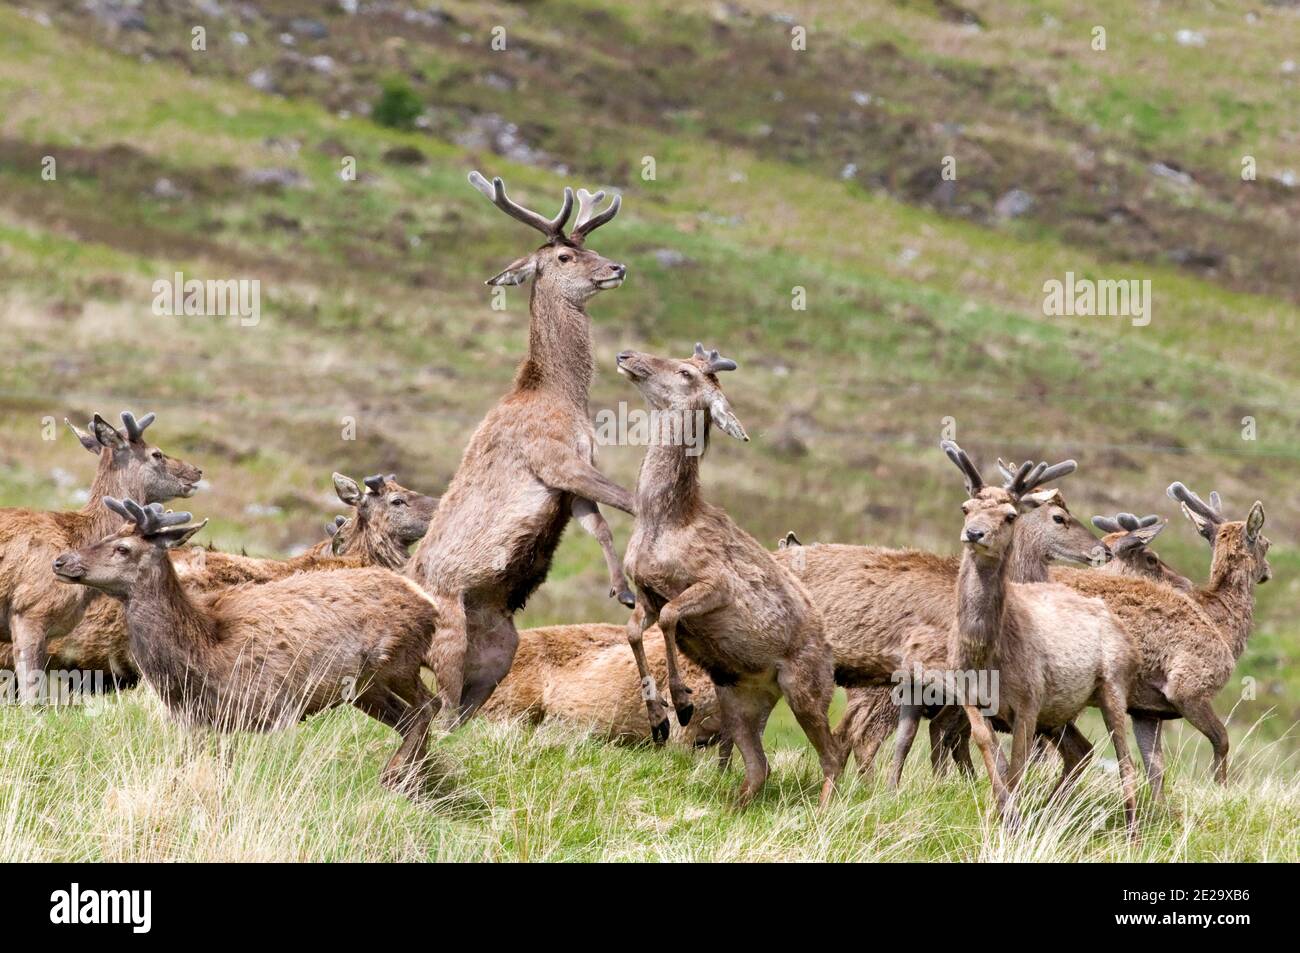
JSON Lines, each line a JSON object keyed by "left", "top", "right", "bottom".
{"left": 0, "top": 411, "right": 201, "bottom": 701}
{"left": 481, "top": 623, "right": 723, "bottom": 746}
{"left": 618, "top": 344, "right": 844, "bottom": 806}
{"left": 41, "top": 472, "right": 438, "bottom": 680}
{"left": 409, "top": 173, "right": 636, "bottom": 724}
{"left": 52, "top": 499, "right": 438, "bottom": 792}
{"left": 832, "top": 473, "right": 1107, "bottom": 780}
{"left": 1092, "top": 512, "right": 1192, "bottom": 591}
{"left": 941, "top": 441, "right": 1139, "bottom": 834}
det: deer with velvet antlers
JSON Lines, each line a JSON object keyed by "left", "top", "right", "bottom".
{"left": 409, "top": 173, "right": 636, "bottom": 724}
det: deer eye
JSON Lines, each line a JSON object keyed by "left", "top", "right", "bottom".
{"left": 557, "top": 253, "right": 572, "bottom": 263}
{"left": 151, "top": 450, "right": 163, "bottom": 460}
{"left": 1005, "top": 513, "right": 1017, "bottom": 523}
{"left": 679, "top": 369, "right": 692, "bottom": 380}
{"left": 115, "top": 544, "right": 131, "bottom": 555}
{"left": 390, "top": 498, "right": 406, "bottom": 507}
{"left": 1052, "top": 514, "right": 1065, "bottom": 524}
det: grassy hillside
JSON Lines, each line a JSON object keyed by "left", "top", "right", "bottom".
{"left": 0, "top": 1, "right": 1297, "bottom": 858}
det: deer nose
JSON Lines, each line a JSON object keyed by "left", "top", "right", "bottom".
{"left": 617, "top": 350, "right": 633, "bottom": 363}
{"left": 963, "top": 529, "right": 985, "bottom": 543}
{"left": 610, "top": 263, "right": 626, "bottom": 277}
{"left": 53, "top": 555, "right": 69, "bottom": 571}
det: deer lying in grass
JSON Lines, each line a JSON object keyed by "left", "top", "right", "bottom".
{"left": 481, "top": 623, "right": 722, "bottom": 746}
{"left": 42, "top": 473, "right": 437, "bottom": 681}
{"left": 618, "top": 344, "right": 844, "bottom": 806}
{"left": 0, "top": 411, "right": 201, "bottom": 701}
{"left": 410, "top": 173, "right": 636, "bottom": 724}
{"left": 52, "top": 499, "right": 438, "bottom": 792}
{"left": 776, "top": 468, "right": 1107, "bottom": 788}
{"left": 941, "top": 441, "right": 1139, "bottom": 833}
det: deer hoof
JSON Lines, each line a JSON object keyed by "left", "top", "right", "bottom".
{"left": 615, "top": 588, "right": 636, "bottom": 608}
{"left": 651, "top": 718, "right": 670, "bottom": 744}
{"left": 675, "top": 702, "right": 694, "bottom": 726}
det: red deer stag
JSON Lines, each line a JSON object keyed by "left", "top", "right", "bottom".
{"left": 0, "top": 411, "right": 200, "bottom": 701}
{"left": 618, "top": 344, "right": 844, "bottom": 806}
{"left": 409, "top": 173, "right": 635, "bottom": 723}
{"left": 53, "top": 499, "right": 438, "bottom": 792}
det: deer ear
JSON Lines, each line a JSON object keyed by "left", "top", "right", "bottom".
{"left": 709, "top": 395, "right": 749, "bottom": 442}
{"left": 1131, "top": 521, "right": 1166, "bottom": 545}
{"left": 332, "top": 473, "right": 363, "bottom": 507}
{"left": 89, "top": 414, "right": 127, "bottom": 452}
{"left": 154, "top": 519, "right": 208, "bottom": 550}
{"left": 1018, "top": 489, "right": 1059, "bottom": 510}
{"left": 1179, "top": 501, "right": 1215, "bottom": 544}
{"left": 1246, "top": 501, "right": 1265, "bottom": 541}
{"left": 485, "top": 254, "right": 538, "bottom": 286}
{"left": 66, "top": 419, "right": 100, "bottom": 455}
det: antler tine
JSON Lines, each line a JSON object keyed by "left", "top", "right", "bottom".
{"left": 363, "top": 474, "right": 387, "bottom": 494}
{"left": 468, "top": 171, "right": 573, "bottom": 240}
{"left": 1137, "top": 514, "right": 1161, "bottom": 528}
{"left": 1023, "top": 459, "right": 1077, "bottom": 493}
{"left": 940, "top": 440, "right": 984, "bottom": 494}
{"left": 1116, "top": 512, "right": 1141, "bottom": 531}
{"left": 1167, "top": 482, "right": 1223, "bottom": 525}
{"left": 694, "top": 342, "right": 738, "bottom": 373}
{"left": 1091, "top": 515, "right": 1123, "bottom": 533}
{"left": 121, "top": 411, "right": 141, "bottom": 441}
{"left": 1208, "top": 491, "right": 1223, "bottom": 517}
{"left": 103, "top": 497, "right": 133, "bottom": 521}
{"left": 571, "top": 188, "right": 620, "bottom": 244}
{"left": 996, "top": 458, "right": 1020, "bottom": 483}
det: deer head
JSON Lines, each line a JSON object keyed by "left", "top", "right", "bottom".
{"left": 996, "top": 460, "right": 1108, "bottom": 567}
{"left": 52, "top": 498, "right": 207, "bottom": 597}
{"left": 66, "top": 410, "right": 203, "bottom": 503}
{"left": 616, "top": 343, "right": 748, "bottom": 442}
{"left": 1168, "top": 482, "right": 1271, "bottom": 584}
{"left": 943, "top": 441, "right": 1077, "bottom": 560}
{"left": 1090, "top": 512, "right": 1188, "bottom": 588}
{"left": 332, "top": 472, "right": 439, "bottom": 549}
{"left": 469, "top": 172, "right": 626, "bottom": 303}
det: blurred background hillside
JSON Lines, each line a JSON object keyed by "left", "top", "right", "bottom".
{"left": 1, "top": 0, "right": 1296, "bottom": 743}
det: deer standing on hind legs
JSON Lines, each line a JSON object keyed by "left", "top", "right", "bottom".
{"left": 0, "top": 411, "right": 201, "bottom": 702}
{"left": 409, "top": 172, "right": 637, "bottom": 725}
{"left": 940, "top": 441, "right": 1140, "bottom": 836}
{"left": 618, "top": 344, "right": 844, "bottom": 806}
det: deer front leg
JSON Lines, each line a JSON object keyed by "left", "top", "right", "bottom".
{"left": 625, "top": 603, "right": 670, "bottom": 743}
{"left": 963, "top": 705, "right": 1020, "bottom": 831}
{"left": 11, "top": 616, "right": 48, "bottom": 705}
{"left": 570, "top": 497, "right": 634, "bottom": 607}
{"left": 657, "top": 579, "right": 729, "bottom": 727}
{"left": 529, "top": 445, "right": 635, "bottom": 515}
{"left": 1007, "top": 701, "right": 1041, "bottom": 794}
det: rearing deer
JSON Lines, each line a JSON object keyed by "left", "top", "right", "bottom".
{"left": 409, "top": 173, "right": 636, "bottom": 722}
{"left": 0, "top": 411, "right": 201, "bottom": 701}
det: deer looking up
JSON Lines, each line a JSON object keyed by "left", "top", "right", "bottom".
{"left": 410, "top": 173, "right": 636, "bottom": 724}
{"left": 0, "top": 411, "right": 201, "bottom": 701}
{"left": 942, "top": 440, "right": 1139, "bottom": 834}
{"left": 619, "top": 344, "right": 844, "bottom": 806}
{"left": 52, "top": 499, "right": 438, "bottom": 792}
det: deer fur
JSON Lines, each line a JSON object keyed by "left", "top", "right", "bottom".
{"left": 0, "top": 412, "right": 201, "bottom": 701}
{"left": 940, "top": 442, "right": 1139, "bottom": 834}
{"left": 52, "top": 499, "right": 438, "bottom": 792}
{"left": 481, "top": 623, "right": 722, "bottom": 746}
{"left": 617, "top": 344, "right": 844, "bottom": 807}
{"left": 37, "top": 472, "right": 437, "bottom": 683}
{"left": 410, "top": 173, "right": 637, "bottom": 725}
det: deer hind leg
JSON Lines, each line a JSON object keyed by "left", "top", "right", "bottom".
{"left": 625, "top": 604, "right": 670, "bottom": 743}
{"left": 360, "top": 680, "right": 439, "bottom": 795}
{"left": 717, "top": 684, "right": 777, "bottom": 809}
{"left": 932, "top": 707, "right": 974, "bottom": 778}
{"left": 10, "top": 615, "right": 49, "bottom": 705}
{"left": 1097, "top": 686, "right": 1139, "bottom": 838}
{"left": 1176, "top": 696, "right": 1229, "bottom": 785}
{"left": 457, "top": 608, "right": 519, "bottom": 722}
{"left": 777, "top": 642, "right": 845, "bottom": 808}
{"left": 1044, "top": 722, "right": 1094, "bottom": 801}
{"left": 888, "top": 704, "right": 923, "bottom": 789}
{"left": 424, "top": 590, "right": 468, "bottom": 721}
{"left": 657, "top": 579, "right": 730, "bottom": 727}
{"left": 570, "top": 497, "right": 634, "bottom": 608}
{"left": 1131, "top": 714, "right": 1165, "bottom": 803}
{"left": 838, "top": 686, "right": 897, "bottom": 782}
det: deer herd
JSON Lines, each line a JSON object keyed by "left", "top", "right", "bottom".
{"left": 0, "top": 172, "right": 1274, "bottom": 835}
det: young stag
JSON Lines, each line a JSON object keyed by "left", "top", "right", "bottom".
{"left": 1092, "top": 512, "right": 1192, "bottom": 591}
{"left": 481, "top": 622, "right": 722, "bottom": 746}
{"left": 618, "top": 344, "right": 844, "bottom": 806}
{"left": 0, "top": 411, "right": 200, "bottom": 701}
{"left": 44, "top": 472, "right": 438, "bottom": 679}
{"left": 942, "top": 441, "right": 1139, "bottom": 833}
{"left": 52, "top": 499, "right": 438, "bottom": 791}
{"left": 410, "top": 173, "right": 636, "bottom": 723}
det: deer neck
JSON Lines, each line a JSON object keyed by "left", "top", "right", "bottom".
{"left": 1196, "top": 557, "right": 1257, "bottom": 660}
{"left": 955, "top": 547, "right": 1010, "bottom": 671}
{"left": 513, "top": 286, "right": 594, "bottom": 407}
{"left": 79, "top": 456, "right": 137, "bottom": 544}
{"left": 1007, "top": 525, "right": 1051, "bottom": 583}
{"left": 122, "top": 557, "right": 217, "bottom": 679}
{"left": 635, "top": 413, "right": 704, "bottom": 528}
{"left": 351, "top": 521, "right": 409, "bottom": 571}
